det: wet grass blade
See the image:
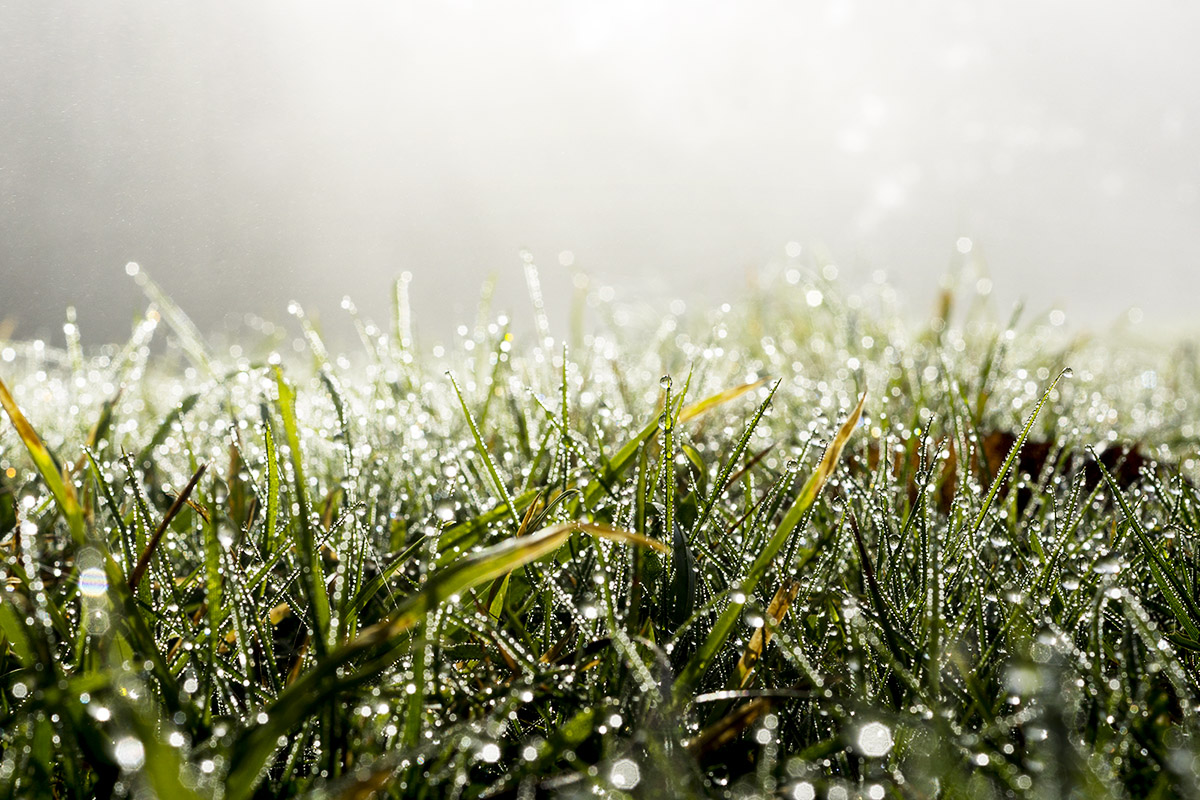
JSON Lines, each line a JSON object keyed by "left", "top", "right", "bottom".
{"left": 968, "top": 367, "right": 1071, "bottom": 539}
{"left": 0, "top": 375, "right": 84, "bottom": 545}
{"left": 691, "top": 379, "right": 780, "bottom": 541}
{"left": 448, "top": 370, "right": 522, "bottom": 530}
{"left": 734, "top": 577, "right": 799, "bottom": 688}
{"left": 225, "top": 521, "right": 665, "bottom": 798}
{"left": 127, "top": 463, "right": 206, "bottom": 590}
{"left": 275, "top": 367, "right": 331, "bottom": 654}
{"left": 1095, "top": 451, "right": 1200, "bottom": 640}
{"left": 673, "top": 390, "right": 866, "bottom": 702}
{"left": 687, "top": 697, "right": 773, "bottom": 759}
{"left": 580, "top": 379, "right": 771, "bottom": 510}
{"left": 260, "top": 407, "right": 281, "bottom": 552}
{"left": 679, "top": 377, "right": 771, "bottom": 423}
{"left": 667, "top": 520, "right": 697, "bottom": 633}
{"left": 142, "top": 392, "right": 200, "bottom": 458}
{"left": 129, "top": 265, "right": 214, "bottom": 377}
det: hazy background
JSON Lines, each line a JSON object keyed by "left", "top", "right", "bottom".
{"left": 2, "top": 1, "right": 1198, "bottom": 345}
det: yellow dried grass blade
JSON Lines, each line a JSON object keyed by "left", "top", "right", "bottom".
{"left": 686, "top": 697, "right": 773, "bottom": 758}
{"left": 678, "top": 377, "right": 770, "bottom": 423}
{"left": 673, "top": 391, "right": 866, "bottom": 702}
{"left": 0, "top": 375, "right": 84, "bottom": 545}
{"left": 735, "top": 578, "right": 800, "bottom": 688}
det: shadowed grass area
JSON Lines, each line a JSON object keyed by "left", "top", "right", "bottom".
{"left": 1, "top": 265, "right": 1199, "bottom": 799}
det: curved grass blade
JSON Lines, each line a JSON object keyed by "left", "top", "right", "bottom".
{"left": 0, "top": 375, "right": 84, "bottom": 545}
{"left": 673, "top": 390, "right": 866, "bottom": 702}
{"left": 679, "top": 377, "right": 770, "bottom": 424}
{"left": 225, "top": 521, "right": 666, "bottom": 798}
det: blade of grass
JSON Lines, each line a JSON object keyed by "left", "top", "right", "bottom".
{"left": 679, "top": 377, "right": 770, "bottom": 423}
{"left": 128, "top": 264, "right": 214, "bottom": 377}
{"left": 127, "top": 463, "right": 206, "bottom": 590}
{"left": 579, "top": 379, "right": 773, "bottom": 510}
{"left": 968, "top": 367, "right": 1071, "bottom": 540}
{"left": 1094, "top": 450, "right": 1200, "bottom": 640}
{"left": 734, "top": 577, "right": 799, "bottom": 689}
{"left": 0, "top": 375, "right": 84, "bottom": 545}
{"left": 447, "top": 370, "right": 522, "bottom": 530}
{"left": 691, "top": 379, "right": 780, "bottom": 542}
{"left": 275, "top": 367, "right": 331, "bottom": 655}
{"left": 226, "top": 521, "right": 666, "bottom": 798}
{"left": 673, "top": 390, "right": 866, "bottom": 702}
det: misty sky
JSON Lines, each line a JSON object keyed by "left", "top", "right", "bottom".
{"left": 2, "top": 1, "right": 1198, "bottom": 345}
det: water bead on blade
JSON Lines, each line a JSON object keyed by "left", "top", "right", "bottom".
{"left": 0, "top": 267, "right": 1194, "bottom": 799}
{"left": 856, "top": 722, "right": 894, "bottom": 757}
{"left": 78, "top": 566, "right": 108, "bottom": 598}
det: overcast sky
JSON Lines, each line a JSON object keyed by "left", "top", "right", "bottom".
{"left": 2, "top": 1, "right": 1198, "bottom": 345}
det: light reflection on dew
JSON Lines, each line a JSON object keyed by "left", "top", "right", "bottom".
{"left": 789, "top": 782, "right": 815, "bottom": 800}
{"left": 856, "top": 721, "right": 893, "bottom": 757}
{"left": 4, "top": 254, "right": 1199, "bottom": 796}
{"left": 79, "top": 566, "right": 108, "bottom": 598}
{"left": 113, "top": 736, "right": 145, "bottom": 770}
{"left": 609, "top": 758, "right": 640, "bottom": 789}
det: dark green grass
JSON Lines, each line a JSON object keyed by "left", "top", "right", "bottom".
{"left": 2, "top": 266, "right": 1200, "bottom": 799}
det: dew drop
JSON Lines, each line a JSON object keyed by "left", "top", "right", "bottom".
{"left": 856, "top": 721, "right": 893, "bottom": 757}
{"left": 610, "top": 758, "right": 641, "bottom": 789}
{"left": 114, "top": 736, "right": 146, "bottom": 770}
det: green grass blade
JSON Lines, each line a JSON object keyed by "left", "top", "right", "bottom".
{"left": 690, "top": 379, "right": 780, "bottom": 541}
{"left": 447, "top": 370, "right": 522, "bottom": 530}
{"left": 673, "top": 390, "right": 866, "bottom": 702}
{"left": 968, "top": 367, "right": 1071, "bottom": 539}
{"left": 275, "top": 367, "right": 331, "bottom": 654}
{"left": 225, "top": 521, "right": 664, "bottom": 797}
{"left": 1094, "top": 451, "right": 1200, "bottom": 640}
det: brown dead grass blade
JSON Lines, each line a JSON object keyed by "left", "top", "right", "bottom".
{"left": 735, "top": 577, "right": 800, "bottom": 689}
{"left": 127, "top": 463, "right": 207, "bottom": 590}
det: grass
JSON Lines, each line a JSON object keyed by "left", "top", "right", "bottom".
{"left": 1, "top": 262, "right": 1199, "bottom": 799}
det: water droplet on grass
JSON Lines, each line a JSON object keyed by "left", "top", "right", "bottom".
{"left": 610, "top": 758, "right": 640, "bottom": 789}
{"left": 856, "top": 721, "right": 893, "bottom": 757}
{"left": 114, "top": 736, "right": 145, "bottom": 770}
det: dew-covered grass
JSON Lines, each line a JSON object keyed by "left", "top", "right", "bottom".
{"left": 2, "top": 262, "right": 1200, "bottom": 799}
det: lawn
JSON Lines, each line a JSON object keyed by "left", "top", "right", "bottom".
{"left": 2, "top": 265, "right": 1199, "bottom": 798}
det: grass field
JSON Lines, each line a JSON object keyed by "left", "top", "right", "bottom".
{"left": 2, "top": 265, "right": 1199, "bottom": 799}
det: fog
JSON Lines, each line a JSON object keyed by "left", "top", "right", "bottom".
{"left": 2, "top": 1, "right": 1198, "bottom": 345}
